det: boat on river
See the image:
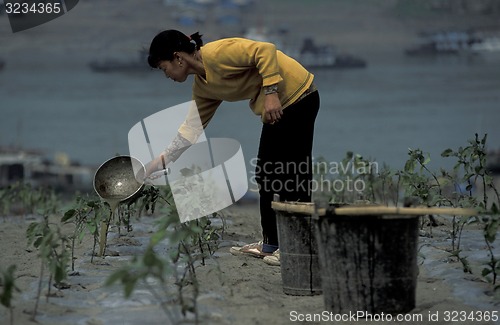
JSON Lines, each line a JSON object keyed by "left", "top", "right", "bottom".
{"left": 405, "top": 28, "right": 500, "bottom": 56}
{"left": 244, "top": 27, "right": 367, "bottom": 69}
{"left": 292, "top": 38, "right": 366, "bottom": 69}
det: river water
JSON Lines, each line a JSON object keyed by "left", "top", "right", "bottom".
{"left": 1, "top": 51, "right": 499, "bottom": 174}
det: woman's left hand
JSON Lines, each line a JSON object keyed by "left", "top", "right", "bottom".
{"left": 264, "top": 93, "right": 283, "bottom": 124}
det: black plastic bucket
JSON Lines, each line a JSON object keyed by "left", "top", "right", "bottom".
{"left": 315, "top": 208, "right": 419, "bottom": 314}
{"left": 274, "top": 202, "right": 322, "bottom": 296}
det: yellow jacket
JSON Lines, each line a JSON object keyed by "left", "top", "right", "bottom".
{"left": 178, "top": 37, "right": 314, "bottom": 143}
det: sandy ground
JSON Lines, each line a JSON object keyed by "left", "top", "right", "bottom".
{"left": 0, "top": 201, "right": 499, "bottom": 325}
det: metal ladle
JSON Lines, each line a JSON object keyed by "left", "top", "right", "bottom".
{"left": 93, "top": 155, "right": 145, "bottom": 256}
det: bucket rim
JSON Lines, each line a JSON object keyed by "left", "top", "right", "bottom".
{"left": 271, "top": 201, "right": 477, "bottom": 218}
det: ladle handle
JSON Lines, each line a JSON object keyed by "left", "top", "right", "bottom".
{"left": 145, "top": 168, "right": 171, "bottom": 181}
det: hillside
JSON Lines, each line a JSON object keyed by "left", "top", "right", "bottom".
{"left": 1, "top": 0, "right": 499, "bottom": 62}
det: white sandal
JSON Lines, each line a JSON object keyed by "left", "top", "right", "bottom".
{"left": 263, "top": 249, "right": 280, "bottom": 266}
{"left": 230, "top": 241, "right": 272, "bottom": 258}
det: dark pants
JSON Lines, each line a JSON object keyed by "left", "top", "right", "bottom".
{"left": 255, "top": 91, "right": 320, "bottom": 252}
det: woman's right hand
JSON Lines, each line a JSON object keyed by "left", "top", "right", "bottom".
{"left": 144, "top": 152, "right": 169, "bottom": 179}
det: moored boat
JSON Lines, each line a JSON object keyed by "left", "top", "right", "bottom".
{"left": 292, "top": 38, "right": 367, "bottom": 69}
{"left": 405, "top": 28, "right": 500, "bottom": 56}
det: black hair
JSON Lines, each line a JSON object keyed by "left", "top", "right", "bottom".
{"left": 148, "top": 30, "right": 203, "bottom": 69}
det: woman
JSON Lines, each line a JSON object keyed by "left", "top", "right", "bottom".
{"left": 146, "top": 30, "right": 320, "bottom": 266}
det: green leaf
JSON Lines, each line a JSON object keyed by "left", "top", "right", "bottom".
{"left": 61, "top": 209, "right": 77, "bottom": 223}
{"left": 54, "top": 264, "right": 66, "bottom": 284}
{"left": 423, "top": 155, "right": 431, "bottom": 166}
{"left": 85, "top": 222, "right": 97, "bottom": 235}
{"left": 441, "top": 148, "right": 453, "bottom": 157}
{"left": 190, "top": 225, "right": 203, "bottom": 234}
{"left": 482, "top": 268, "right": 492, "bottom": 278}
{"left": 0, "top": 265, "right": 18, "bottom": 308}
{"left": 404, "top": 160, "right": 416, "bottom": 173}
{"left": 180, "top": 168, "right": 195, "bottom": 177}
{"left": 26, "top": 222, "right": 38, "bottom": 236}
{"left": 78, "top": 230, "right": 86, "bottom": 242}
{"left": 105, "top": 269, "right": 128, "bottom": 287}
{"left": 484, "top": 218, "right": 499, "bottom": 243}
{"left": 490, "top": 203, "right": 499, "bottom": 215}
{"left": 484, "top": 174, "right": 493, "bottom": 186}
{"left": 87, "top": 200, "right": 99, "bottom": 208}
{"left": 124, "top": 279, "right": 137, "bottom": 298}
{"left": 464, "top": 173, "right": 474, "bottom": 181}
{"left": 33, "top": 237, "right": 43, "bottom": 248}
{"left": 143, "top": 248, "right": 159, "bottom": 267}
{"left": 150, "top": 229, "right": 167, "bottom": 246}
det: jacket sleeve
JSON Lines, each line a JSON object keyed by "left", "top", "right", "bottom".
{"left": 214, "top": 38, "right": 283, "bottom": 87}
{"left": 177, "top": 95, "right": 222, "bottom": 144}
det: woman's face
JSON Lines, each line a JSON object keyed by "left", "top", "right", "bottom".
{"left": 157, "top": 59, "right": 188, "bottom": 83}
